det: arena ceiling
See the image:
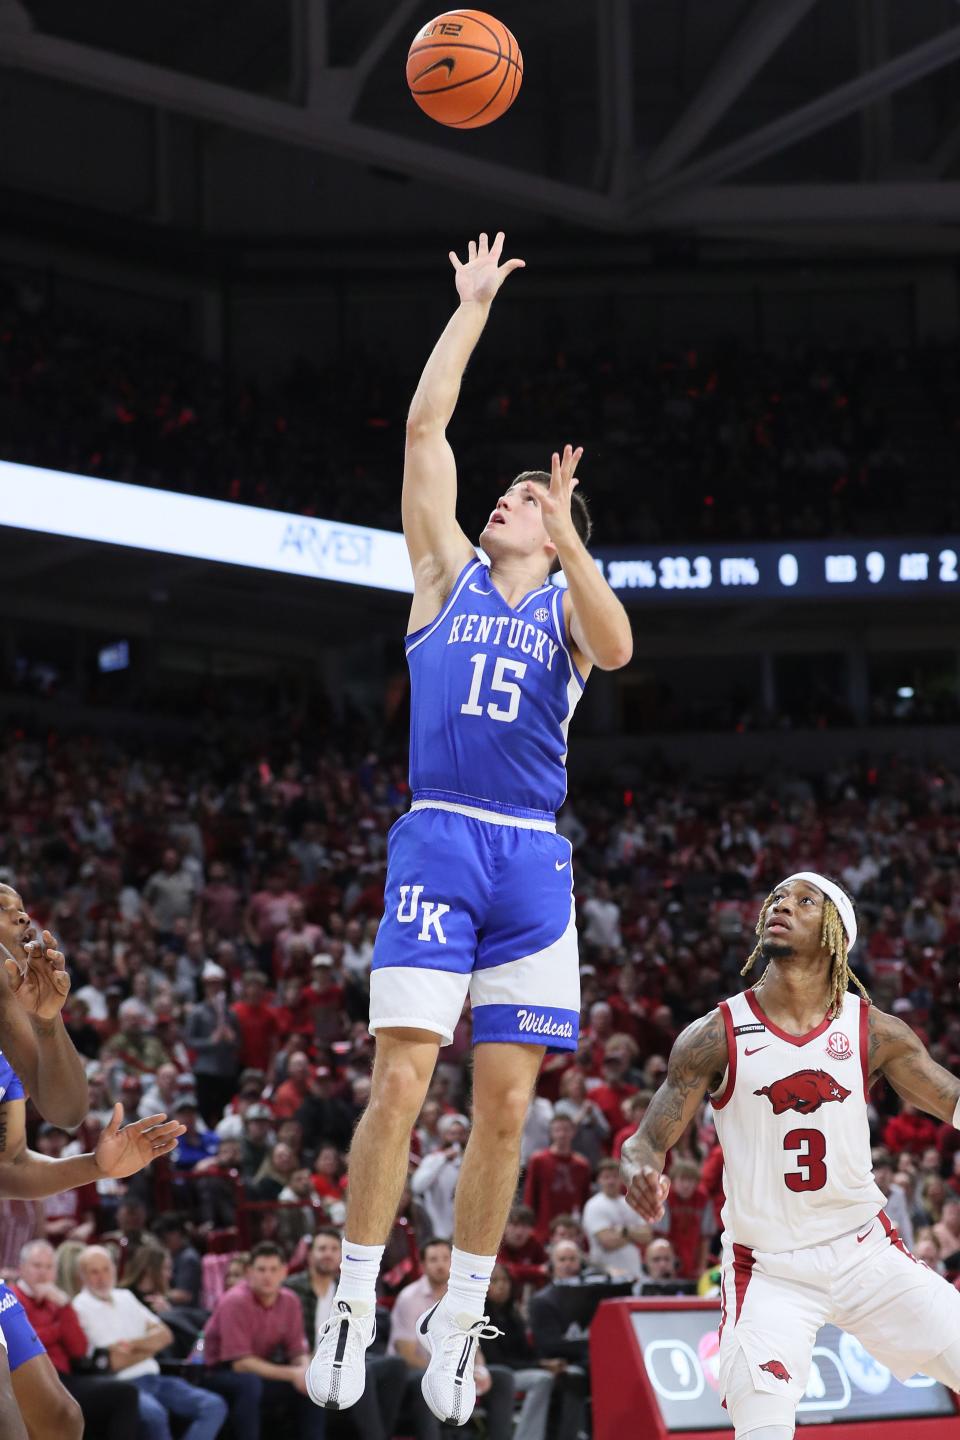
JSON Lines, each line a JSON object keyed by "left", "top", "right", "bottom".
{"left": 2, "top": 0, "right": 960, "bottom": 256}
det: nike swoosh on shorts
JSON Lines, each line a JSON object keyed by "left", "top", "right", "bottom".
{"left": 857, "top": 1225, "right": 875, "bottom": 1243}
{"left": 555, "top": 860, "right": 569, "bottom": 870}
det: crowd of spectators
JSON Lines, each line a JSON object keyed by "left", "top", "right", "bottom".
{"left": 2, "top": 276, "right": 959, "bottom": 544}
{"left": 3, "top": 720, "right": 960, "bottom": 1436}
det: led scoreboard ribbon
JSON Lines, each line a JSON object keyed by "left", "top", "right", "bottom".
{"left": 0, "top": 461, "right": 957, "bottom": 606}
{"left": 581, "top": 537, "right": 960, "bottom": 604}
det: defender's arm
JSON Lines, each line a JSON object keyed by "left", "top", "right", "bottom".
{"left": 869, "top": 1007, "right": 960, "bottom": 1123}
{"left": 621, "top": 1009, "right": 728, "bottom": 1221}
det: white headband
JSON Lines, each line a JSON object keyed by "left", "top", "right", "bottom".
{"left": 779, "top": 872, "right": 857, "bottom": 952}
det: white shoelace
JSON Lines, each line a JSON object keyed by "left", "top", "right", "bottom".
{"left": 316, "top": 1306, "right": 371, "bottom": 1350}
{"left": 437, "top": 1316, "right": 503, "bottom": 1354}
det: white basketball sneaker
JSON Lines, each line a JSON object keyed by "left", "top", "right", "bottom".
{"left": 417, "top": 1296, "right": 502, "bottom": 1426}
{"left": 306, "top": 1298, "right": 376, "bottom": 1410}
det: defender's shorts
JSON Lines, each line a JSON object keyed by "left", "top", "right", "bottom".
{"left": 719, "top": 1209, "right": 960, "bottom": 1421}
{"left": 369, "top": 798, "right": 580, "bottom": 1049}
{"left": 0, "top": 1284, "right": 44, "bottom": 1371}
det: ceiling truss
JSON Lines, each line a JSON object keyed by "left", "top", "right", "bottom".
{"left": 1, "top": 0, "right": 960, "bottom": 238}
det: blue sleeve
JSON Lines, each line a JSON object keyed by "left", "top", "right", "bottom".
{"left": 0, "top": 1053, "right": 25, "bottom": 1103}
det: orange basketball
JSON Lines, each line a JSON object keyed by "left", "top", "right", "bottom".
{"left": 407, "top": 11, "right": 523, "bottom": 129}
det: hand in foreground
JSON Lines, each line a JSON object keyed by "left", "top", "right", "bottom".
{"left": 624, "top": 1165, "right": 671, "bottom": 1223}
{"left": 450, "top": 231, "right": 524, "bottom": 305}
{"left": 95, "top": 1103, "right": 186, "bottom": 1179}
{"left": 4, "top": 929, "right": 71, "bottom": 1020}
{"left": 520, "top": 444, "right": 583, "bottom": 544}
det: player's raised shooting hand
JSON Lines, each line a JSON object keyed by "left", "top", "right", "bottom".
{"left": 522, "top": 444, "right": 583, "bottom": 544}
{"left": 449, "top": 231, "right": 525, "bottom": 305}
{"left": 94, "top": 1103, "right": 186, "bottom": 1179}
{"left": 4, "top": 929, "right": 71, "bottom": 1021}
{"left": 624, "top": 1164, "right": 671, "bottom": 1223}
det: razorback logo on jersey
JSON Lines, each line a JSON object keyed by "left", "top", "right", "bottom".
{"left": 754, "top": 1069, "right": 851, "bottom": 1115}
{"left": 760, "top": 1359, "right": 792, "bottom": 1383}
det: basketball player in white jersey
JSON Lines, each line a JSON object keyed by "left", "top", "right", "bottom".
{"left": 622, "top": 872, "right": 960, "bottom": 1440}
{"left": 308, "top": 232, "right": 632, "bottom": 1425}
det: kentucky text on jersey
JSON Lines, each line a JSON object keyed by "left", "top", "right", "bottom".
{"left": 446, "top": 614, "right": 560, "bottom": 671}
{"left": 405, "top": 559, "right": 584, "bottom": 815}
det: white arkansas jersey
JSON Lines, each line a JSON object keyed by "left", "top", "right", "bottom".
{"left": 711, "top": 988, "right": 885, "bottom": 1254}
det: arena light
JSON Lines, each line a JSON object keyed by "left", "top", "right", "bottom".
{"left": 0, "top": 460, "right": 414, "bottom": 593}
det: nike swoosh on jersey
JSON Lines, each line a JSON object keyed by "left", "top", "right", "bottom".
{"left": 856, "top": 1224, "right": 875, "bottom": 1243}
{"left": 555, "top": 859, "right": 569, "bottom": 870}
{"left": 468, "top": 583, "right": 493, "bottom": 595}
{"left": 414, "top": 56, "right": 456, "bottom": 81}
{"left": 744, "top": 1045, "right": 770, "bottom": 1056}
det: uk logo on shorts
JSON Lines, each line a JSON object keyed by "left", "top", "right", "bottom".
{"left": 826, "top": 1031, "right": 852, "bottom": 1061}
{"left": 396, "top": 885, "right": 451, "bottom": 944}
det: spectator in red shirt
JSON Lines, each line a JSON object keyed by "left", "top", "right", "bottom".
{"left": 612, "top": 1090, "right": 654, "bottom": 1159}
{"left": 200, "top": 861, "right": 243, "bottom": 939}
{"left": 523, "top": 1115, "right": 593, "bottom": 1242}
{"left": 202, "top": 1241, "right": 322, "bottom": 1438}
{"left": 585, "top": 1043, "right": 639, "bottom": 1134}
{"left": 246, "top": 872, "right": 299, "bottom": 969}
{"left": 699, "top": 1141, "right": 726, "bottom": 1230}
{"left": 273, "top": 900, "right": 323, "bottom": 978}
{"left": 496, "top": 1205, "right": 548, "bottom": 1290}
{"left": 271, "top": 980, "right": 315, "bottom": 1050}
{"left": 232, "top": 971, "right": 280, "bottom": 1074}
{"left": 311, "top": 1142, "right": 347, "bottom": 1208}
{"left": 883, "top": 1103, "right": 940, "bottom": 1157}
{"left": 13, "top": 1239, "right": 141, "bottom": 1440}
{"left": 653, "top": 1159, "right": 716, "bottom": 1279}
{"left": 272, "top": 1052, "right": 315, "bottom": 1120}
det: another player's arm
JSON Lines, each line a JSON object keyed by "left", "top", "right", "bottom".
{"left": 522, "top": 447, "right": 632, "bottom": 672}
{"left": 0, "top": 933, "right": 88, "bottom": 1128}
{"left": 403, "top": 233, "right": 524, "bottom": 617}
{"left": 621, "top": 1010, "right": 728, "bottom": 1222}
{"left": 868, "top": 1007, "right": 960, "bottom": 1122}
{"left": 0, "top": 1099, "right": 183, "bottom": 1199}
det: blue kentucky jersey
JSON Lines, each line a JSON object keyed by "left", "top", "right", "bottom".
{"left": 0, "top": 1051, "right": 25, "bottom": 1105}
{"left": 405, "top": 558, "right": 585, "bottom": 815}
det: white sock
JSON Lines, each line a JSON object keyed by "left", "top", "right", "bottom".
{"left": 445, "top": 1247, "right": 496, "bottom": 1318}
{"left": 334, "top": 1240, "right": 384, "bottom": 1309}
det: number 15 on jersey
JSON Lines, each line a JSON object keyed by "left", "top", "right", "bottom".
{"left": 460, "top": 652, "right": 527, "bottom": 724}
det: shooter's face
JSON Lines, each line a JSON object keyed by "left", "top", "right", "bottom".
{"left": 0, "top": 888, "right": 33, "bottom": 962}
{"left": 480, "top": 485, "right": 553, "bottom": 564}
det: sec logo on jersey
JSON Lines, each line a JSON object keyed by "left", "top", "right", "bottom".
{"left": 826, "top": 1031, "right": 853, "bottom": 1061}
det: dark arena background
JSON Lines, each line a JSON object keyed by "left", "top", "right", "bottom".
{"left": 1, "top": 3, "right": 960, "bottom": 1438}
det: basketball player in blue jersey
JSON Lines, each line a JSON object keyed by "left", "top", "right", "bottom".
{"left": 309, "top": 231, "right": 633, "bottom": 1425}
{"left": 0, "top": 882, "right": 185, "bottom": 1440}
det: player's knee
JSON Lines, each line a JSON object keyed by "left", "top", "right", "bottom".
{"left": 473, "top": 1084, "right": 531, "bottom": 1142}
{"left": 368, "top": 1059, "right": 431, "bottom": 1125}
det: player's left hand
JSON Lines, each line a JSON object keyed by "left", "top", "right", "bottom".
{"left": 520, "top": 444, "right": 583, "bottom": 545}
{"left": 4, "top": 929, "right": 71, "bottom": 1020}
{"left": 94, "top": 1103, "right": 186, "bottom": 1179}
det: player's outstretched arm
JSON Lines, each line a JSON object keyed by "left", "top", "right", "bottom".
{"left": 0, "top": 1103, "right": 185, "bottom": 1199}
{"left": 403, "top": 232, "right": 525, "bottom": 602}
{"left": 621, "top": 1009, "right": 728, "bottom": 1222}
{"left": 529, "top": 446, "right": 632, "bottom": 671}
{"left": 869, "top": 1007, "right": 960, "bottom": 1122}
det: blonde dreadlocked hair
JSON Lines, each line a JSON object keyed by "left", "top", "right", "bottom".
{"left": 741, "top": 885, "right": 870, "bottom": 1020}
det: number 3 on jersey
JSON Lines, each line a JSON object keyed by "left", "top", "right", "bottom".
{"left": 460, "top": 652, "right": 526, "bottom": 724}
{"left": 784, "top": 1128, "right": 828, "bottom": 1192}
